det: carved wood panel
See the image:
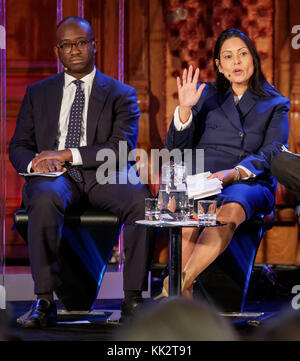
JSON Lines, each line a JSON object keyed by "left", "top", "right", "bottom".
{"left": 164, "top": 0, "right": 274, "bottom": 131}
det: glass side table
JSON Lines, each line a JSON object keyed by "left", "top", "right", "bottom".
{"left": 135, "top": 220, "right": 225, "bottom": 297}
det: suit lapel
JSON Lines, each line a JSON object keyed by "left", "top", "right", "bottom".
{"left": 45, "top": 73, "right": 64, "bottom": 149}
{"left": 218, "top": 87, "right": 258, "bottom": 130}
{"left": 86, "top": 69, "right": 109, "bottom": 145}
{"left": 237, "top": 88, "right": 258, "bottom": 120}
{"left": 218, "top": 88, "right": 241, "bottom": 130}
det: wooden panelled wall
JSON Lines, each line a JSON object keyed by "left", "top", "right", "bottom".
{"left": 6, "top": 0, "right": 57, "bottom": 259}
{"left": 4, "top": 0, "right": 300, "bottom": 267}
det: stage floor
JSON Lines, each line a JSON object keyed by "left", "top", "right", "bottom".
{"left": 1, "top": 263, "right": 299, "bottom": 342}
{"left": 2, "top": 297, "right": 291, "bottom": 341}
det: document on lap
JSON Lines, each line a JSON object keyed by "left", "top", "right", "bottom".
{"left": 281, "top": 145, "right": 300, "bottom": 157}
{"left": 187, "top": 172, "right": 223, "bottom": 200}
{"left": 19, "top": 171, "right": 65, "bottom": 177}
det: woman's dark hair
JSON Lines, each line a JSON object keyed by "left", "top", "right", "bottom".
{"left": 213, "top": 28, "right": 267, "bottom": 97}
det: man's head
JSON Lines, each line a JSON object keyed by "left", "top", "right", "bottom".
{"left": 54, "top": 17, "right": 96, "bottom": 79}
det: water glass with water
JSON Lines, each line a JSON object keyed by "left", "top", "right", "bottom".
{"left": 159, "top": 163, "right": 189, "bottom": 222}
{"left": 197, "top": 200, "right": 217, "bottom": 225}
{"left": 145, "top": 198, "right": 160, "bottom": 221}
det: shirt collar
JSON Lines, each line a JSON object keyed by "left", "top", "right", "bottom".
{"left": 233, "top": 94, "right": 243, "bottom": 105}
{"left": 64, "top": 66, "right": 96, "bottom": 88}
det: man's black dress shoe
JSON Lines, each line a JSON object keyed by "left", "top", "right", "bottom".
{"left": 119, "top": 297, "right": 144, "bottom": 323}
{"left": 17, "top": 299, "right": 57, "bottom": 329}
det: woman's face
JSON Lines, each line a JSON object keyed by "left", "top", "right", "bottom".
{"left": 215, "top": 37, "right": 254, "bottom": 89}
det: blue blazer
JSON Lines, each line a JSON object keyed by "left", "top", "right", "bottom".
{"left": 165, "top": 82, "right": 290, "bottom": 192}
{"left": 9, "top": 68, "right": 140, "bottom": 189}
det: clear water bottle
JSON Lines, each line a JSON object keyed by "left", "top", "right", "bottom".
{"left": 158, "top": 163, "right": 189, "bottom": 222}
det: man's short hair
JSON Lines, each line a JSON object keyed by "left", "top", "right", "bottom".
{"left": 56, "top": 16, "right": 94, "bottom": 38}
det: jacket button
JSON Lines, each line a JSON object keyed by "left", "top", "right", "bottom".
{"left": 239, "top": 131, "right": 244, "bottom": 137}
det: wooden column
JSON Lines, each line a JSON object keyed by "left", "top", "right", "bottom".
{"left": 0, "top": 0, "right": 6, "bottom": 288}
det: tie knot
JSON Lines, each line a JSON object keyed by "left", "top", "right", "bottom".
{"left": 73, "top": 79, "right": 83, "bottom": 88}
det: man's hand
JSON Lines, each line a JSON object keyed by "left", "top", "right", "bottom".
{"left": 32, "top": 158, "right": 66, "bottom": 173}
{"left": 177, "top": 65, "right": 206, "bottom": 123}
{"left": 32, "top": 149, "right": 72, "bottom": 173}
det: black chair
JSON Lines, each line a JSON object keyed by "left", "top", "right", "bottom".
{"left": 196, "top": 212, "right": 275, "bottom": 312}
{"left": 13, "top": 207, "right": 121, "bottom": 311}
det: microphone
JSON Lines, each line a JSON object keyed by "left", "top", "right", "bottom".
{"left": 64, "top": 66, "right": 68, "bottom": 71}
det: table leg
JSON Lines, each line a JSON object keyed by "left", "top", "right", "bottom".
{"left": 169, "top": 227, "right": 182, "bottom": 296}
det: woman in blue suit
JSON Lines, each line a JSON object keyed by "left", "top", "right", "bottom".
{"left": 165, "top": 28, "right": 290, "bottom": 297}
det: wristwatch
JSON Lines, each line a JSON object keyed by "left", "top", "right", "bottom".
{"left": 234, "top": 166, "right": 241, "bottom": 181}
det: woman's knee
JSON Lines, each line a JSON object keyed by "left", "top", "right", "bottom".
{"left": 217, "top": 203, "right": 246, "bottom": 227}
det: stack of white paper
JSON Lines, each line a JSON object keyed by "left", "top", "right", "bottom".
{"left": 187, "top": 172, "right": 223, "bottom": 199}
{"left": 19, "top": 171, "right": 64, "bottom": 178}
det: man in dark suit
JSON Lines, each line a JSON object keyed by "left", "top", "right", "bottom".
{"left": 9, "top": 16, "right": 153, "bottom": 328}
{"left": 271, "top": 150, "right": 300, "bottom": 219}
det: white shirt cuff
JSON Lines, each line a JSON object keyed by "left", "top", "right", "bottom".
{"left": 70, "top": 148, "right": 83, "bottom": 166}
{"left": 27, "top": 161, "right": 33, "bottom": 173}
{"left": 173, "top": 106, "right": 193, "bottom": 131}
{"left": 237, "top": 165, "right": 255, "bottom": 180}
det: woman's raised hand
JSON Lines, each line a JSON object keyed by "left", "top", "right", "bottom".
{"left": 177, "top": 65, "right": 206, "bottom": 123}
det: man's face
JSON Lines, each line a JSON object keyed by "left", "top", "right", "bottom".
{"left": 54, "top": 21, "right": 95, "bottom": 78}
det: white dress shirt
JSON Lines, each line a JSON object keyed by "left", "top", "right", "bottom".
{"left": 173, "top": 95, "right": 255, "bottom": 179}
{"left": 27, "top": 67, "right": 96, "bottom": 172}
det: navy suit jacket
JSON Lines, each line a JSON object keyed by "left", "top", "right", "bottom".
{"left": 165, "top": 82, "right": 290, "bottom": 192}
{"left": 9, "top": 68, "right": 140, "bottom": 187}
